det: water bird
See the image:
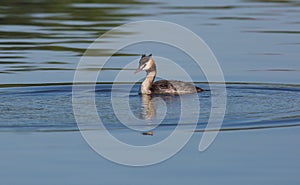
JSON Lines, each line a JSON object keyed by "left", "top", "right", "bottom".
{"left": 135, "top": 54, "right": 204, "bottom": 95}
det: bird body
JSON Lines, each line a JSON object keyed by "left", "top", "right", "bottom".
{"left": 151, "top": 80, "right": 203, "bottom": 94}
{"left": 135, "top": 54, "right": 204, "bottom": 95}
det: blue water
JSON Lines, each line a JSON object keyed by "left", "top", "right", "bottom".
{"left": 1, "top": 0, "right": 300, "bottom": 84}
{"left": 2, "top": 0, "right": 300, "bottom": 132}
{"left": 1, "top": 83, "right": 300, "bottom": 132}
{"left": 1, "top": 0, "right": 300, "bottom": 184}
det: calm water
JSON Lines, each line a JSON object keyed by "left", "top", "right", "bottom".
{"left": 0, "top": 83, "right": 300, "bottom": 132}
{"left": 1, "top": 0, "right": 300, "bottom": 132}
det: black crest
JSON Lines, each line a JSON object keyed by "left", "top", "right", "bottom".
{"left": 141, "top": 54, "right": 152, "bottom": 58}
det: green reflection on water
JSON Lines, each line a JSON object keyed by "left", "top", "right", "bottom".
{"left": 0, "top": 0, "right": 155, "bottom": 74}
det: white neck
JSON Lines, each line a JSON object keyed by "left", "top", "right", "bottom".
{"left": 140, "top": 64, "right": 156, "bottom": 94}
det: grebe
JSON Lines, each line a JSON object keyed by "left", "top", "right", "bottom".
{"left": 135, "top": 54, "right": 204, "bottom": 95}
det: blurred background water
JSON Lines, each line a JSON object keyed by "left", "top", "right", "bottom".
{"left": 0, "top": 0, "right": 300, "bottom": 84}
{"left": 0, "top": 0, "right": 300, "bottom": 132}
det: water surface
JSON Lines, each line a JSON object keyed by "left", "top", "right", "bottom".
{"left": 1, "top": 83, "right": 300, "bottom": 132}
{"left": 0, "top": 0, "right": 299, "bottom": 138}
{"left": 1, "top": 0, "right": 300, "bottom": 84}
{"left": 1, "top": 1, "right": 300, "bottom": 184}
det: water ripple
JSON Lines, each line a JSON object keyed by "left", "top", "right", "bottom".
{"left": 0, "top": 83, "right": 299, "bottom": 132}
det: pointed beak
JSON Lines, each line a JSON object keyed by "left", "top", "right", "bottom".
{"left": 134, "top": 65, "right": 143, "bottom": 74}
{"left": 134, "top": 67, "right": 141, "bottom": 74}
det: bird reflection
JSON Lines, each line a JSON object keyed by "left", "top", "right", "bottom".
{"left": 141, "top": 94, "right": 156, "bottom": 120}
{"left": 139, "top": 94, "right": 176, "bottom": 136}
{"left": 140, "top": 94, "right": 156, "bottom": 136}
